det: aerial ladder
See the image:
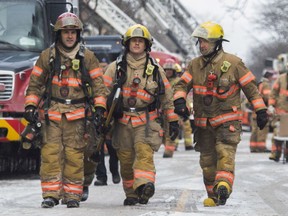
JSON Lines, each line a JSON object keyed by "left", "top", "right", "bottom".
{"left": 82, "top": 0, "right": 170, "bottom": 53}
{"left": 172, "top": 0, "right": 199, "bottom": 33}
{"left": 144, "top": 0, "right": 198, "bottom": 57}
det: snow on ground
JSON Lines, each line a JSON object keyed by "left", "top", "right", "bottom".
{"left": 1, "top": 132, "right": 288, "bottom": 216}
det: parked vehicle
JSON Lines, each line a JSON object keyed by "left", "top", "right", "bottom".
{"left": 0, "top": 0, "right": 73, "bottom": 174}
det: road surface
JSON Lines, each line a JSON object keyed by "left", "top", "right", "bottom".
{"left": 1, "top": 132, "right": 288, "bottom": 216}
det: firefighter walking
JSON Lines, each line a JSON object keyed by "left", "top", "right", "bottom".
{"left": 162, "top": 58, "right": 181, "bottom": 158}
{"left": 249, "top": 70, "right": 274, "bottom": 152}
{"left": 103, "top": 24, "right": 179, "bottom": 206}
{"left": 173, "top": 22, "right": 268, "bottom": 207}
{"left": 268, "top": 71, "right": 288, "bottom": 161}
{"left": 24, "top": 12, "right": 108, "bottom": 208}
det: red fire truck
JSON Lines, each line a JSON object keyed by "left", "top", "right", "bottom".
{"left": 0, "top": 0, "right": 73, "bottom": 173}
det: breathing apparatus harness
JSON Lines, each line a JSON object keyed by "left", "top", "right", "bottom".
{"left": 108, "top": 51, "right": 165, "bottom": 135}
{"left": 201, "top": 43, "right": 232, "bottom": 106}
{"left": 43, "top": 43, "right": 95, "bottom": 133}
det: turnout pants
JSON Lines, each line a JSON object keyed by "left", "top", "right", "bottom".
{"left": 40, "top": 115, "right": 87, "bottom": 201}
{"left": 112, "top": 120, "right": 162, "bottom": 198}
{"left": 194, "top": 121, "right": 241, "bottom": 199}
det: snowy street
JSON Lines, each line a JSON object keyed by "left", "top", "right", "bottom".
{"left": 1, "top": 132, "right": 288, "bottom": 216}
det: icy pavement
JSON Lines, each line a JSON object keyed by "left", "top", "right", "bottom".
{"left": 1, "top": 132, "right": 288, "bottom": 216}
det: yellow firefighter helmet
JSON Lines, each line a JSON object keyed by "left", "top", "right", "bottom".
{"left": 174, "top": 63, "right": 182, "bottom": 73}
{"left": 122, "top": 24, "right": 153, "bottom": 48}
{"left": 192, "top": 21, "right": 228, "bottom": 42}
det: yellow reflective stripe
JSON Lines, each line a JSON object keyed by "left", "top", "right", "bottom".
{"left": 181, "top": 71, "right": 192, "bottom": 83}
{"left": 52, "top": 76, "right": 81, "bottom": 87}
{"left": 103, "top": 75, "right": 113, "bottom": 87}
{"left": 239, "top": 71, "right": 255, "bottom": 86}
{"left": 174, "top": 91, "right": 187, "bottom": 100}
{"left": 209, "top": 111, "right": 242, "bottom": 127}
{"left": 25, "top": 94, "right": 40, "bottom": 106}
{"left": 89, "top": 67, "right": 103, "bottom": 79}
{"left": 31, "top": 65, "right": 43, "bottom": 77}
{"left": 251, "top": 98, "right": 266, "bottom": 109}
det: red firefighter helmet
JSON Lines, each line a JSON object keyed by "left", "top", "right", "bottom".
{"left": 54, "top": 12, "right": 83, "bottom": 32}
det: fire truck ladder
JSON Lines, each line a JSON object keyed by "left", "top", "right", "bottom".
{"left": 172, "top": 0, "right": 199, "bottom": 33}
{"left": 145, "top": 0, "right": 198, "bottom": 56}
{"left": 83, "top": 0, "right": 169, "bottom": 53}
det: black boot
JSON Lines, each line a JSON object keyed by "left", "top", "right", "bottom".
{"left": 94, "top": 179, "right": 107, "bottom": 186}
{"left": 81, "top": 186, "right": 89, "bottom": 202}
{"left": 67, "top": 199, "right": 80, "bottom": 208}
{"left": 123, "top": 197, "right": 139, "bottom": 206}
{"left": 41, "top": 197, "right": 59, "bottom": 208}
{"left": 112, "top": 173, "right": 121, "bottom": 184}
{"left": 185, "top": 146, "right": 194, "bottom": 151}
{"left": 136, "top": 182, "right": 155, "bottom": 204}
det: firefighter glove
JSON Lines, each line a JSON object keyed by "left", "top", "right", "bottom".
{"left": 24, "top": 105, "right": 37, "bottom": 123}
{"left": 94, "top": 107, "right": 106, "bottom": 134}
{"left": 256, "top": 109, "right": 268, "bottom": 130}
{"left": 174, "top": 98, "right": 190, "bottom": 120}
{"left": 267, "top": 105, "right": 275, "bottom": 116}
{"left": 169, "top": 121, "right": 180, "bottom": 141}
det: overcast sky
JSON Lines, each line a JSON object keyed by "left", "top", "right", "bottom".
{"left": 179, "top": 0, "right": 266, "bottom": 62}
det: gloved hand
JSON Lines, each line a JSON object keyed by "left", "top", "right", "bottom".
{"left": 267, "top": 105, "right": 275, "bottom": 116}
{"left": 174, "top": 98, "right": 190, "bottom": 121}
{"left": 256, "top": 109, "right": 268, "bottom": 130}
{"left": 94, "top": 106, "right": 106, "bottom": 134}
{"left": 23, "top": 105, "right": 36, "bottom": 123}
{"left": 169, "top": 121, "right": 180, "bottom": 141}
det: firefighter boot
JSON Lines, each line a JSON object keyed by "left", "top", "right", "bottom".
{"left": 163, "top": 152, "right": 173, "bottom": 158}
{"left": 215, "top": 182, "right": 231, "bottom": 205}
{"left": 67, "top": 199, "right": 80, "bottom": 208}
{"left": 203, "top": 197, "right": 218, "bottom": 207}
{"left": 94, "top": 179, "right": 107, "bottom": 186}
{"left": 81, "top": 186, "right": 89, "bottom": 202}
{"left": 41, "top": 197, "right": 59, "bottom": 208}
{"left": 112, "top": 172, "right": 121, "bottom": 184}
{"left": 269, "top": 152, "right": 280, "bottom": 162}
{"left": 123, "top": 197, "right": 139, "bottom": 206}
{"left": 136, "top": 182, "right": 155, "bottom": 204}
{"left": 185, "top": 145, "right": 194, "bottom": 151}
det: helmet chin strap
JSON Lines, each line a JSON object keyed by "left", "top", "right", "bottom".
{"left": 201, "top": 41, "right": 222, "bottom": 69}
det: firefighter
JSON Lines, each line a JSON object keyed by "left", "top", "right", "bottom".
{"left": 93, "top": 135, "right": 120, "bottom": 186}
{"left": 82, "top": 57, "right": 112, "bottom": 201}
{"left": 103, "top": 24, "right": 179, "bottom": 206}
{"left": 162, "top": 58, "right": 179, "bottom": 158}
{"left": 24, "top": 12, "right": 108, "bottom": 208}
{"left": 249, "top": 70, "right": 274, "bottom": 152}
{"left": 161, "top": 60, "right": 193, "bottom": 156}
{"left": 175, "top": 65, "right": 194, "bottom": 151}
{"left": 268, "top": 70, "right": 288, "bottom": 161}
{"left": 173, "top": 21, "right": 268, "bottom": 207}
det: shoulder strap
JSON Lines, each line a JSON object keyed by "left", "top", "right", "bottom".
{"left": 115, "top": 54, "right": 127, "bottom": 86}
